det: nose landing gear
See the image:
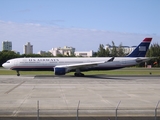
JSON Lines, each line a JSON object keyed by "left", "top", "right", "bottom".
{"left": 16, "top": 71, "right": 20, "bottom": 76}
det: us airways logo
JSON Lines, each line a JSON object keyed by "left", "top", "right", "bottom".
{"left": 139, "top": 46, "right": 146, "bottom": 51}
{"left": 28, "top": 59, "right": 59, "bottom": 62}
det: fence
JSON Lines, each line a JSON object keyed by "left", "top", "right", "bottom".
{"left": 36, "top": 100, "right": 160, "bottom": 120}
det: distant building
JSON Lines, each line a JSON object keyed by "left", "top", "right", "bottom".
{"left": 37, "top": 50, "right": 52, "bottom": 56}
{"left": 105, "top": 44, "right": 136, "bottom": 54}
{"left": 38, "top": 50, "right": 47, "bottom": 55}
{"left": 2, "top": 41, "right": 12, "bottom": 51}
{"left": 75, "top": 50, "right": 93, "bottom": 57}
{"left": 23, "top": 42, "right": 33, "bottom": 54}
{"left": 49, "top": 46, "right": 75, "bottom": 56}
{"left": 130, "top": 46, "right": 137, "bottom": 53}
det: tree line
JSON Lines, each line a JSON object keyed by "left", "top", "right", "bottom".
{"left": 93, "top": 41, "right": 126, "bottom": 57}
{"left": 146, "top": 43, "right": 160, "bottom": 67}
{"left": 0, "top": 42, "right": 160, "bottom": 67}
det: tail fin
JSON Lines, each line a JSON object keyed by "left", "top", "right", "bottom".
{"left": 127, "top": 38, "right": 152, "bottom": 57}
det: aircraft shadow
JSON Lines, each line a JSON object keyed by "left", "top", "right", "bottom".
{"left": 34, "top": 74, "right": 132, "bottom": 80}
{"left": 70, "top": 74, "right": 132, "bottom": 80}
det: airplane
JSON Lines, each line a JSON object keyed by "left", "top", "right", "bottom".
{"left": 2, "top": 38, "right": 152, "bottom": 77}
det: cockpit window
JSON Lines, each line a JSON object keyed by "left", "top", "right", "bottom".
{"left": 6, "top": 61, "right": 10, "bottom": 63}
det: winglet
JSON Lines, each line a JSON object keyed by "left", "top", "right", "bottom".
{"left": 127, "top": 38, "right": 152, "bottom": 57}
{"left": 106, "top": 57, "right": 115, "bottom": 62}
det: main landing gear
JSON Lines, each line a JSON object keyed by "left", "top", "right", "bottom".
{"left": 74, "top": 72, "right": 84, "bottom": 77}
{"left": 16, "top": 70, "right": 20, "bottom": 76}
{"left": 74, "top": 69, "right": 84, "bottom": 77}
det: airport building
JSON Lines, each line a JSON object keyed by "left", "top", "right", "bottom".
{"left": 49, "top": 46, "right": 75, "bottom": 56}
{"left": 2, "top": 41, "right": 12, "bottom": 51}
{"left": 105, "top": 44, "right": 137, "bottom": 54}
{"left": 74, "top": 50, "right": 93, "bottom": 57}
{"left": 23, "top": 42, "right": 33, "bottom": 54}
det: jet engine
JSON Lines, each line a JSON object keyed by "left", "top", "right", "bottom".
{"left": 54, "top": 67, "right": 66, "bottom": 75}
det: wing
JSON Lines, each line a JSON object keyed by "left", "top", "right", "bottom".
{"left": 55, "top": 57, "right": 115, "bottom": 71}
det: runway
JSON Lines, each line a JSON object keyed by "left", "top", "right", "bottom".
{"left": 0, "top": 75, "right": 160, "bottom": 120}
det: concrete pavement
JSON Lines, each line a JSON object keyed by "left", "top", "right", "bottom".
{"left": 0, "top": 75, "right": 160, "bottom": 119}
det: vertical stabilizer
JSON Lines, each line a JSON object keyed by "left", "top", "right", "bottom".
{"left": 127, "top": 38, "right": 152, "bottom": 57}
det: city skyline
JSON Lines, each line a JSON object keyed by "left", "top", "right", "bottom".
{"left": 1, "top": 40, "right": 137, "bottom": 56}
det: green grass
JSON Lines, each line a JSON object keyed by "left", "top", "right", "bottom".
{"left": 68, "top": 68, "right": 160, "bottom": 75}
{"left": 0, "top": 70, "right": 53, "bottom": 75}
{"left": 0, "top": 67, "right": 160, "bottom": 75}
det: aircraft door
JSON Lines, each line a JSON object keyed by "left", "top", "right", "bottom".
{"left": 14, "top": 60, "right": 19, "bottom": 66}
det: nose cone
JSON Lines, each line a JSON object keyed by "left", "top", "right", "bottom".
{"left": 2, "top": 63, "right": 6, "bottom": 68}
{"left": 2, "top": 63, "right": 5, "bottom": 68}
{"left": 2, "top": 63, "right": 10, "bottom": 69}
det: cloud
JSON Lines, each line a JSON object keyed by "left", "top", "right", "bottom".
{"left": 0, "top": 20, "right": 159, "bottom": 54}
{"left": 25, "top": 19, "right": 65, "bottom": 26}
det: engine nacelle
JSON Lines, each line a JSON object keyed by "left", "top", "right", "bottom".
{"left": 54, "top": 67, "right": 66, "bottom": 75}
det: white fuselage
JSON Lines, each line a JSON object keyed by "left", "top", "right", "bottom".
{"left": 2, "top": 57, "right": 143, "bottom": 71}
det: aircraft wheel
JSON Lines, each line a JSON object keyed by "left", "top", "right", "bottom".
{"left": 74, "top": 73, "right": 78, "bottom": 76}
{"left": 17, "top": 71, "right": 20, "bottom": 76}
{"left": 74, "top": 73, "right": 84, "bottom": 77}
{"left": 80, "top": 73, "right": 84, "bottom": 76}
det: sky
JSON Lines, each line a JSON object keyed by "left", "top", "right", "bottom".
{"left": 0, "top": 0, "right": 160, "bottom": 54}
